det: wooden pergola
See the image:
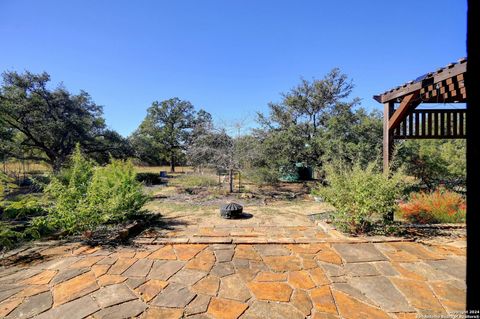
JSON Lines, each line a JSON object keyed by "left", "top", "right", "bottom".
{"left": 374, "top": 58, "right": 467, "bottom": 172}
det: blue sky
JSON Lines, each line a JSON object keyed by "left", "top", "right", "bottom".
{"left": 0, "top": 0, "right": 467, "bottom": 136}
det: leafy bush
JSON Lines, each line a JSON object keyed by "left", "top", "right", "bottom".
{"left": 169, "top": 174, "right": 218, "bottom": 188}
{"left": 243, "top": 167, "right": 280, "bottom": 185}
{"left": 0, "top": 221, "right": 24, "bottom": 250}
{"left": 313, "top": 163, "right": 408, "bottom": 234}
{"left": 31, "top": 145, "right": 148, "bottom": 235}
{"left": 397, "top": 187, "right": 466, "bottom": 224}
{"left": 1, "top": 195, "right": 46, "bottom": 219}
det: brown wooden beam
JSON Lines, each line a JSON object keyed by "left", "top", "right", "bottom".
{"left": 383, "top": 102, "right": 395, "bottom": 173}
{"left": 388, "top": 93, "right": 420, "bottom": 130}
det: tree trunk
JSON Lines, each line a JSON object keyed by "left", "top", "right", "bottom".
{"left": 229, "top": 169, "right": 233, "bottom": 193}
{"left": 169, "top": 152, "right": 176, "bottom": 173}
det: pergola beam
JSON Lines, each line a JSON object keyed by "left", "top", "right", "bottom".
{"left": 388, "top": 93, "right": 420, "bottom": 130}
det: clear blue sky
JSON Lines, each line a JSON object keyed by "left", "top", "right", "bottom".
{"left": 0, "top": 0, "right": 467, "bottom": 136}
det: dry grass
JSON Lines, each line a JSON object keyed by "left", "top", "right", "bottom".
{"left": 134, "top": 166, "right": 194, "bottom": 174}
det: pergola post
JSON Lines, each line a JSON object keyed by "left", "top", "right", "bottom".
{"left": 383, "top": 101, "right": 394, "bottom": 173}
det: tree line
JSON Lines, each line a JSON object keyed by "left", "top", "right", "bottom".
{"left": 0, "top": 70, "right": 465, "bottom": 187}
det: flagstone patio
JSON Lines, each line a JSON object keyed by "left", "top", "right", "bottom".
{"left": 0, "top": 229, "right": 466, "bottom": 319}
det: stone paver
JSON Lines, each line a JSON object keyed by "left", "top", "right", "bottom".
{"left": 333, "top": 243, "right": 387, "bottom": 263}
{"left": 91, "top": 283, "right": 137, "bottom": 308}
{"left": 151, "top": 282, "right": 196, "bottom": 308}
{"left": 93, "top": 299, "right": 147, "bottom": 319}
{"left": 6, "top": 291, "right": 52, "bottom": 319}
{"left": 0, "top": 233, "right": 466, "bottom": 318}
{"left": 207, "top": 297, "right": 248, "bottom": 319}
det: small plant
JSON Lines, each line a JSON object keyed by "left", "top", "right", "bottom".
{"left": 1, "top": 195, "right": 46, "bottom": 219}
{"left": 0, "top": 221, "right": 24, "bottom": 250}
{"left": 397, "top": 187, "right": 466, "bottom": 224}
{"left": 243, "top": 167, "right": 280, "bottom": 185}
{"left": 313, "top": 162, "right": 408, "bottom": 234}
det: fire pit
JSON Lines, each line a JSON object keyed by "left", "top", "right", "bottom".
{"left": 220, "top": 202, "right": 243, "bottom": 219}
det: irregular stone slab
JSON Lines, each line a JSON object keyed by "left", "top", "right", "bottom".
{"left": 214, "top": 249, "right": 234, "bottom": 262}
{"left": 231, "top": 258, "right": 249, "bottom": 269}
{"left": 255, "top": 272, "right": 287, "bottom": 282}
{"left": 344, "top": 263, "right": 380, "bottom": 277}
{"left": 349, "top": 276, "right": 413, "bottom": 312}
{"left": 22, "top": 270, "right": 57, "bottom": 285}
{"left": 35, "top": 295, "right": 99, "bottom": 319}
{"left": 143, "top": 307, "right": 183, "bottom": 319}
{"left": 218, "top": 274, "right": 251, "bottom": 302}
{"left": 254, "top": 245, "right": 290, "bottom": 256}
{"left": 320, "top": 263, "right": 345, "bottom": 277}
{"left": 91, "top": 264, "right": 110, "bottom": 278}
{"left": 15, "top": 285, "right": 49, "bottom": 298}
{"left": 389, "top": 242, "right": 444, "bottom": 260}
{"left": 69, "top": 256, "right": 103, "bottom": 268}
{"left": 247, "top": 282, "right": 292, "bottom": 302}
{"left": 135, "top": 279, "right": 168, "bottom": 302}
{"left": 332, "top": 290, "right": 390, "bottom": 319}
{"left": 192, "top": 276, "right": 220, "bottom": 296}
{"left": 316, "top": 249, "right": 343, "bottom": 265}
{"left": 125, "top": 277, "right": 146, "bottom": 290}
{"left": 108, "top": 258, "right": 137, "bottom": 275}
{"left": 51, "top": 267, "right": 89, "bottom": 285}
{"left": 149, "top": 245, "right": 177, "bottom": 260}
{"left": 91, "top": 283, "right": 137, "bottom": 308}
{"left": 291, "top": 289, "right": 313, "bottom": 317}
{"left": 263, "top": 256, "right": 302, "bottom": 272}
{"left": 429, "top": 281, "right": 466, "bottom": 306}
{"left": 333, "top": 243, "right": 386, "bottom": 263}
{"left": 52, "top": 271, "right": 98, "bottom": 306}
{"left": 0, "top": 297, "right": 23, "bottom": 317}
{"left": 372, "top": 261, "right": 399, "bottom": 276}
{"left": 186, "top": 250, "right": 216, "bottom": 272}
{"left": 97, "top": 275, "right": 126, "bottom": 287}
{"left": 242, "top": 300, "right": 303, "bottom": 319}
{"left": 390, "top": 277, "right": 446, "bottom": 314}
{"left": 7, "top": 291, "right": 52, "bottom": 319}
{"left": 169, "top": 269, "right": 207, "bottom": 285}
{"left": 234, "top": 245, "right": 262, "bottom": 261}
{"left": 0, "top": 287, "right": 24, "bottom": 303}
{"left": 237, "top": 268, "right": 259, "bottom": 282}
{"left": 40, "top": 257, "right": 80, "bottom": 270}
{"left": 309, "top": 267, "right": 330, "bottom": 286}
{"left": 148, "top": 260, "right": 184, "bottom": 280}
{"left": 288, "top": 270, "right": 316, "bottom": 289}
{"left": 332, "top": 283, "right": 375, "bottom": 305}
{"left": 0, "top": 269, "right": 43, "bottom": 285}
{"left": 426, "top": 257, "right": 466, "bottom": 280}
{"left": 96, "top": 256, "right": 118, "bottom": 265}
{"left": 185, "top": 294, "right": 211, "bottom": 316}
{"left": 400, "top": 262, "right": 453, "bottom": 281}
{"left": 310, "top": 286, "right": 337, "bottom": 314}
{"left": 174, "top": 244, "right": 207, "bottom": 261}
{"left": 122, "top": 259, "right": 153, "bottom": 277}
{"left": 207, "top": 297, "right": 248, "bottom": 319}
{"left": 210, "top": 262, "right": 235, "bottom": 277}
{"left": 151, "top": 283, "right": 196, "bottom": 308}
{"left": 92, "top": 299, "right": 147, "bottom": 319}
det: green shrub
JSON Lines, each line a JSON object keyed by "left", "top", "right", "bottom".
{"left": 1, "top": 195, "right": 46, "bottom": 219}
{"left": 169, "top": 174, "right": 218, "bottom": 188}
{"left": 313, "top": 162, "right": 408, "bottom": 234}
{"left": 398, "top": 187, "right": 466, "bottom": 224}
{"left": 243, "top": 167, "right": 280, "bottom": 185}
{"left": 0, "top": 221, "right": 24, "bottom": 250}
{"left": 31, "top": 145, "right": 148, "bottom": 235}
